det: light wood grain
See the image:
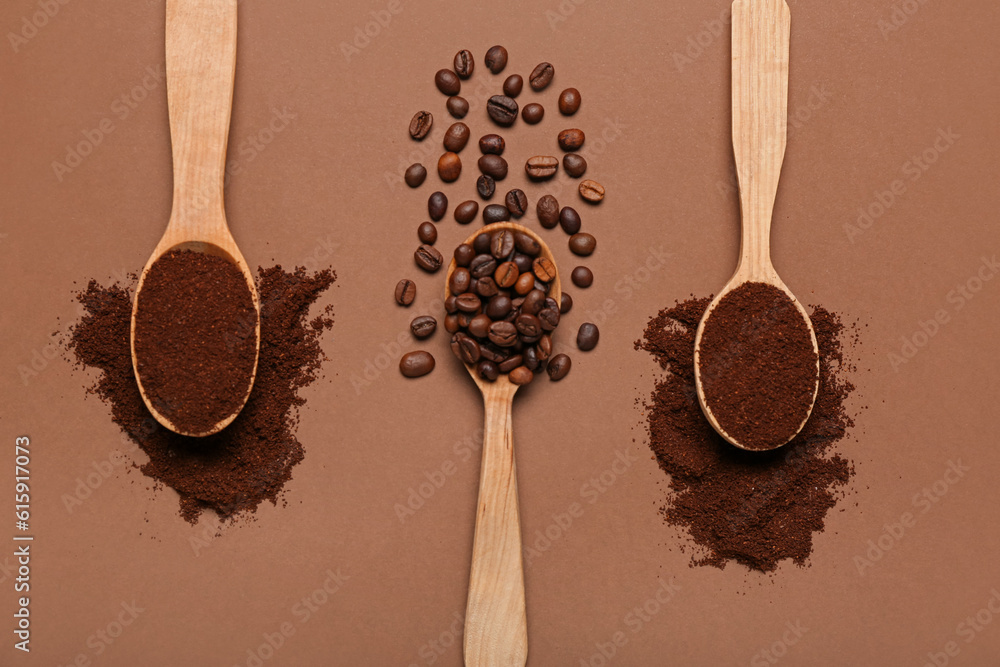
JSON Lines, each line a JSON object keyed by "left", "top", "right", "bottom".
{"left": 129, "top": 0, "right": 260, "bottom": 438}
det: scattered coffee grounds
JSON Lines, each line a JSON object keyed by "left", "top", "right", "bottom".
{"left": 698, "top": 282, "right": 818, "bottom": 450}
{"left": 637, "top": 296, "right": 857, "bottom": 572}
{"left": 68, "top": 265, "right": 336, "bottom": 523}
{"left": 133, "top": 249, "right": 258, "bottom": 435}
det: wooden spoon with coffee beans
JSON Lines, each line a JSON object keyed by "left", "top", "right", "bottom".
{"left": 446, "top": 223, "right": 560, "bottom": 667}
{"left": 130, "top": 0, "right": 260, "bottom": 437}
{"left": 693, "top": 0, "right": 819, "bottom": 451}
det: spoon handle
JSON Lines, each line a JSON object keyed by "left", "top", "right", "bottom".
{"left": 465, "top": 385, "right": 528, "bottom": 667}
{"left": 731, "top": 0, "right": 790, "bottom": 279}
{"left": 165, "top": 0, "right": 237, "bottom": 233}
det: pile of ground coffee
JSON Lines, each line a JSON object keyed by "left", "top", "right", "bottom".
{"left": 697, "top": 282, "right": 819, "bottom": 450}
{"left": 133, "top": 249, "right": 258, "bottom": 435}
{"left": 68, "top": 265, "right": 335, "bottom": 523}
{"left": 636, "top": 296, "right": 857, "bottom": 572}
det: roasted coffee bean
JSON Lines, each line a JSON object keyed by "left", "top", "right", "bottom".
{"left": 475, "top": 277, "right": 499, "bottom": 298}
{"left": 533, "top": 257, "right": 557, "bottom": 282}
{"left": 473, "top": 233, "right": 491, "bottom": 254}
{"left": 483, "top": 204, "right": 511, "bottom": 224}
{"left": 498, "top": 355, "right": 523, "bottom": 373}
{"left": 559, "top": 206, "right": 581, "bottom": 234}
{"left": 468, "top": 313, "right": 492, "bottom": 339}
{"left": 484, "top": 45, "right": 508, "bottom": 73}
{"left": 411, "top": 315, "right": 437, "bottom": 339}
{"left": 456, "top": 292, "right": 481, "bottom": 313}
{"left": 558, "top": 128, "right": 585, "bottom": 151}
{"left": 487, "top": 294, "right": 513, "bottom": 319}
{"left": 529, "top": 62, "right": 554, "bottom": 91}
{"left": 428, "top": 191, "right": 448, "bottom": 221}
{"left": 545, "top": 296, "right": 560, "bottom": 311}
{"left": 444, "top": 314, "right": 460, "bottom": 333}
{"left": 537, "top": 334, "right": 552, "bottom": 361}
{"left": 445, "top": 295, "right": 458, "bottom": 313}
{"left": 547, "top": 353, "right": 571, "bottom": 380}
{"left": 477, "top": 359, "right": 499, "bottom": 382}
{"left": 480, "top": 344, "right": 506, "bottom": 363}
{"left": 476, "top": 174, "right": 496, "bottom": 200}
{"left": 537, "top": 194, "right": 560, "bottom": 228}
{"left": 569, "top": 232, "right": 596, "bottom": 256}
{"left": 514, "top": 272, "right": 535, "bottom": 295}
{"left": 522, "top": 289, "right": 546, "bottom": 315}
{"left": 470, "top": 254, "right": 497, "bottom": 278}
{"left": 478, "top": 154, "right": 509, "bottom": 180}
{"left": 571, "top": 266, "right": 593, "bottom": 287}
{"left": 489, "top": 321, "right": 518, "bottom": 347}
{"left": 394, "top": 279, "right": 416, "bottom": 306}
{"left": 479, "top": 134, "right": 506, "bottom": 155}
{"left": 577, "top": 323, "right": 599, "bottom": 350}
{"left": 454, "top": 200, "right": 479, "bottom": 224}
{"left": 513, "top": 253, "right": 533, "bottom": 273}
{"left": 521, "top": 103, "right": 544, "bottom": 124}
{"left": 415, "top": 245, "right": 444, "bottom": 272}
{"left": 418, "top": 221, "right": 437, "bottom": 244}
{"left": 538, "top": 307, "right": 560, "bottom": 331}
{"left": 579, "top": 179, "right": 605, "bottom": 203}
{"left": 495, "top": 261, "right": 519, "bottom": 288}
{"left": 400, "top": 351, "right": 435, "bottom": 377}
{"left": 562, "top": 153, "right": 587, "bottom": 178}
{"left": 435, "top": 69, "right": 461, "bottom": 95}
{"left": 409, "top": 111, "right": 433, "bottom": 140}
{"left": 523, "top": 346, "right": 540, "bottom": 371}
{"left": 509, "top": 366, "right": 534, "bottom": 385}
{"left": 457, "top": 313, "right": 473, "bottom": 327}
{"left": 453, "top": 49, "right": 474, "bottom": 79}
{"left": 443, "top": 122, "right": 471, "bottom": 153}
{"left": 438, "top": 152, "right": 461, "bottom": 182}
{"left": 525, "top": 155, "right": 558, "bottom": 180}
{"left": 451, "top": 333, "right": 481, "bottom": 364}
{"left": 515, "top": 313, "right": 541, "bottom": 337}
{"left": 505, "top": 189, "right": 528, "bottom": 218}
{"left": 447, "top": 96, "right": 469, "bottom": 118}
{"left": 514, "top": 232, "right": 540, "bottom": 255}
{"left": 558, "top": 88, "right": 581, "bottom": 115}
{"left": 560, "top": 293, "right": 573, "bottom": 314}
{"left": 454, "top": 243, "right": 475, "bottom": 267}
{"left": 503, "top": 74, "right": 523, "bottom": 97}
{"left": 449, "top": 267, "right": 472, "bottom": 294}
{"left": 491, "top": 230, "right": 515, "bottom": 258}
{"left": 487, "top": 95, "right": 518, "bottom": 127}
{"left": 404, "top": 163, "right": 427, "bottom": 188}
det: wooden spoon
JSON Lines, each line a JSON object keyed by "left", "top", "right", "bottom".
{"left": 693, "top": 0, "right": 818, "bottom": 451}
{"left": 446, "top": 223, "right": 560, "bottom": 667}
{"left": 129, "top": 0, "right": 260, "bottom": 437}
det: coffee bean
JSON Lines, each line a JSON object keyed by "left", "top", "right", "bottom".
{"left": 404, "top": 163, "right": 427, "bottom": 188}
{"left": 571, "top": 266, "right": 593, "bottom": 287}
{"left": 579, "top": 179, "right": 605, "bottom": 203}
{"left": 497, "top": 355, "right": 521, "bottom": 373}
{"left": 505, "top": 189, "right": 528, "bottom": 218}
{"left": 438, "top": 152, "right": 461, "bottom": 182}
{"left": 415, "top": 245, "right": 444, "bottom": 272}
{"left": 476, "top": 174, "right": 496, "bottom": 200}
{"left": 537, "top": 195, "right": 560, "bottom": 228}
{"left": 470, "top": 254, "right": 497, "bottom": 278}
{"left": 447, "top": 96, "right": 469, "bottom": 119}
{"left": 483, "top": 204, "right": 511, "bottom": 224}
{"left": 525, "top": 155, "right": 558, "bottom": 180}
{"left": 428, "top": 191, "right": 447, "bottom": 220}
{"left": 409, "top": 111, "right": 433, "bottom": 140}
{"left": 495, "top": 261, "right": 519, "bottom": 288}
{"left": 522, "top": 103, "right": 544, "bottom": 124}
{"left": 449, "top": 267, "right": 471, "bottom": 294}
{"left": 577, "top": 323, "right": 599, "bottom": 350}
{"left": 453, "top": 49, "right": 474, "bottom": 79}
{"left": 503, "top": 74, "right": 523, "bottom": 97}
{"left": 489, "top": 321, "right": 518, "bottom": 347}
{"left": 454, "top": 200, "right": 479, "bottom": 224}
{"left": 558, "top": 128, "right": 585, "bottom": 151}
{"left": 451, "top": 332, "right": 481, "bottom": 364}
{"left": 569, "top": 232, "right": 596, "bottom": 256}
{"left": 445, "top": 295, "right": 458, "bottom": 313}
{"left": 454, "top": 244, "right": 475, "bottom": 267}
{"left": 411, "top": 316, "right": 437, "bottom": 339}
{"left": 484, "top": 45, "right": 508, "bottom": 73}
{"left": 478, "top": 154, "right": 509, "bottom": 180}
{"left": 547, "top": 353, "right": 571, "bottom": 380}
{"left": 400, "top": 351, "right": 435, "bottom": 377}
{"left": 418, "top": 222, "right": 437, "bottom": 244}
{"left": 509, "top": 366, "right": 533, "bottom": 385}
{"left": 490, "top": 229, "right": 514, "bottom": 258}
{"left": 435, "top": 69, "right": 461, "bottom": 96}
{"left": 518, "top": 289, "right": 543, "bottom": 316}
{"left": 559, "top": 206, "right": 581, "bottom": 234}
{"left": 487, "top": 95, "right": 518, "bottom": 127}
{"left": 529, "top": 62, "right": 554, "bottom": 91}
{"left": 475, "top": 277, "right": 499, "bottom": 298}
{"left": 456, "top": 292, "right": 481, "bottom": 313}
{"left": 533, "top": 257, "right": 557, "bottom": 282}
{"left": 537, "top": 334, "right": 552, "bottom": 360}
{"left": 513, "top": 252, "right": 533, "bottom": 274}
{"left": 479, "top": 134, "right": 505, "bottom": 155}
{"left": 523, "top": 347, "right": 540, "bottom": 371}
{"left": 560, "top": 293, "right": 573, "bottom": 314}
{"left": 514, "top": 232, "right": 540, "bottom": 255}
{"left": 514, "top": 272, "right": 535, "bottom": 295}
{"left": 515, "top": 313, "right": 541, "bottom": 338}
{"left": 558, "top": 88, "right": 581, "bottom": 115}
{"left": 468, "top": 313, "right": 492, "bottom": 339}
{"left": 562, "top": 153, "right": 587, "bottom": 178}
{"left": 445, "top": 314, "right": 460, "bottom": 333}
{"left": 457, "top": 313, "right": 473, "bottom": 327}
{"left": 473, "top": 233, "right": 491, "bottom": 254}
{"left": 538, "top": 307, "right": 560, "bottom": 331}
{"left": 394, "top": 279, "right": 416, "bottom": 306}
{"left": 545, "top": 296, "right": 559, "bottom": 310}
{"left": 477, "top": 359, "right": 499, "bottom": 382}
{"left": 443, "top": 122, "right": 470, "bottom": 152}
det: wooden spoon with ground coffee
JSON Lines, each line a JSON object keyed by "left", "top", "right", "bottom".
{"left": 446, "top": 223, "right": 560, "bottom": 667}
{"left": 693, "top": 0, "right": 819, "bottom": 452}
{"left": 130, "top": 0, "right": 260, "bottom": 438}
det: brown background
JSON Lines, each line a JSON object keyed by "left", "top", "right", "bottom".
{"left": 2, "top": 0, "right": 1000, "bottom": 664}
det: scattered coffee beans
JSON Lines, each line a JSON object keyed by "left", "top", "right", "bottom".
{"left": 522, "top": 103, "right": 544, "bottom": 124}
{"left": 400, "top": 350, "right": 435, "bottom": 377}
{"left": 414, "top": 244, "right": 444, "bottom": 273}
{"left": 454, "top": 200, "right": 479, "bottom": 224}
{"left": 503, "top": 74, "right": 523, "bottom": 98}
{"left": 579, "top": 179, "right": 605, "bottom": 202}
{"left": 479, "top": 134, "right": 505, "bottom": 155}
{"left": 437, "top": 152, "right": 462, "bottom": 182}
{"left": 395, "top": 279, "right": 416, "bottom": 306}
{"left": 558, "top": 128, "right": 585, "bottom": 151}
{"left": 559, "top": 206, "right": 581, "bottom": 234}
{"left": 529, "top": 62, "right": 554, "bottom": 90}
{"left": 571, "top": 266, "right": 593, "bottom": 288}
{"left": 404, "top": 163, "right": 426, "bottom": 188}
{"left": 409, "top": 111, "right": 433, "bottom": 140}
{"left": 560, "top": 293, "right": 572, "bottom": 314}
{"left": 410, "top": 315, "right": 437, "bottom": 339}
{"left": 487, "top": 95, "right": 518, "bottom": 127}
{"left": 577, "top": 322, "right": 599, "bottom": 350}
{"left": 428, "top": 191, "right": 448, "bottom": 221}
{"left": 447, "top": 96, "right": 469, "bottom": 119}
{"left": 476, "top": 174, "right": 496, "bottom": 199}
{"left": 444, "top": 122, "right": 471, "bottom": 152}
{"left": 525, "top": 155, "right": 558, "bottom": 180}
{"left": 483, "top": 204, "right": 511, "bottom": 223}
{"left": 435, "top": 69, "right": 461, "bottom": 95}
{"left": 563, "top": 153, "right": 587, "bottom": 178}
{"left": 417, "top": 222, "right": 437, "bottom": 244}
{"left": 537, "top": 194, "right": 560, "bottom": 228}
{"left": 484, "top": 45, "right": 508, "bottom": 73}
{"left": 558, "top": 87, "right": 581, "bottom": 115}
{"left": 478, "top": 154, "right": 508, "bottom": 180}
{"left": 505, "top": 189, "right": 528, "bottom": 218}
{"left": 568, "top": 232, "right": 596, "bottom": 256}
{"left": 453, "top": 49, "right": 474, "bottom": 79}
{"left": 546, "top": 353, "right": 571, "bottom": 380}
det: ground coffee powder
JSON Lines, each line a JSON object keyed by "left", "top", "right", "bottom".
{"left": 637, "top": 296, "right": 857, "bottom": 572}
{"left": 69, "top": 265, "right": 335, "bottom": 523}
{"left": 133, "top": 249, "right": 258, "bottom": 435}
